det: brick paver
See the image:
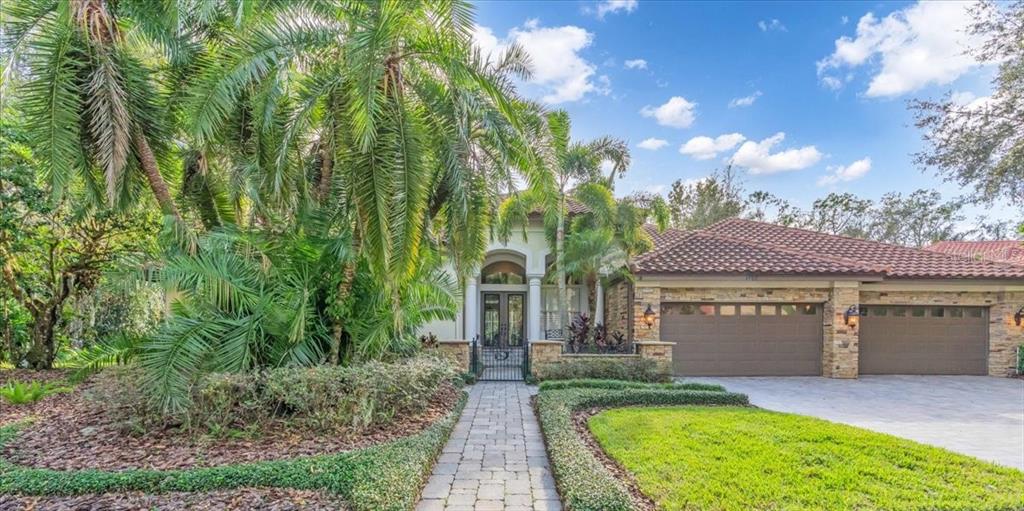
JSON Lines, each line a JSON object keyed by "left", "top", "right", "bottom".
{"left": 416, "top": 383, "right": 561, "bottom": 511}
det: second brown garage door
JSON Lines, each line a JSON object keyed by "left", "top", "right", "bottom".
{"left": 660, "top": 303, "right": 823, "bottom": 376}
{"left": 859, "top": 305, "right": 988, "bottom": 375}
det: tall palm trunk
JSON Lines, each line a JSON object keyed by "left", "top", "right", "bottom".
{"left": 330, "top": 229, "right": 359, "bottom": 365}
{"left": 134, "top": 132, "right": 181, "bottom": 219}
{"left": 557, "top": 192, "right": 568, "bottom": 339}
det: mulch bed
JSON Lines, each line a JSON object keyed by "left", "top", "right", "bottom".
{"left": 572, "top": 406, "right": 656, "bottom": 511}
{"left": 0, "top": 370, "right": 75, "bottom": 427}
{"left": 1, "top": 381, "right": 460, "bottom": 472}
{"left": 0, "top": 487, "right": 349, "bottom": 510}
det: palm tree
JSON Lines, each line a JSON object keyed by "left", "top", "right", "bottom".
{"left": 499, "top": 112, "right": 629, "bottom": 337}
{"left": 2, "top": 0, "right": 185, "bottom": 219}
{"left": 563, "top": 185, "right": 669, "bottom": 321}
{"left": 184, "top": 0, "right": 552, "bottom": 291}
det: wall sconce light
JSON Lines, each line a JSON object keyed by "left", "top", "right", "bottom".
{"left": 1015, "top": 306, "right": 1023, "bottom": 327}
{"left": 844, "top": 305, "right": 860, "bottom": 326}
{"left": 642, "top": 304, "right": 656, "bottom": 329}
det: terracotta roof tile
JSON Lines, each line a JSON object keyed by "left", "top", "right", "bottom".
{"left": 689, "top": 218, "right": 1024, "bottom": 280}
{"left": 633, "top": 230, "right": 884, "bottom": 277}
{"left": 925, "top": 240, "right": 1024, "bottom": 266}
{"left": 643, "top": 224, "right": 688, "bottom": 251}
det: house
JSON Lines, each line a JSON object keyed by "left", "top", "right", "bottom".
{"left": 926, "top": 240, "right": 1024, "bottom": 267}
{"left": 421, "top": 215, "right": 1024, "bottom": 378}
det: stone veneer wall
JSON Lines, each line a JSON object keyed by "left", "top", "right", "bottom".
{"left": 527, "top": 340, "right": 674, "bottom": 379}
{"left": 860, "top": 290, "right": 1024, "bottom": 377}
{"left": 603, "top": 280, "right": 631, "bottom": 338}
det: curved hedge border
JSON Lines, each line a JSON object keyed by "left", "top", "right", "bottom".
{"left": 538, "top": 379, "right": 725, "bottom": 393}
{"left": 0, "top": 392, "right": 467, "bottom": 511}
{"left": 536, "top": 387, "right": 748, "bottom": 511}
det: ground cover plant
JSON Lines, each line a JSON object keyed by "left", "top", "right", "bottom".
{"left": 589, "top": 406, "right": 1024, "bottom": 511}
{"left": 0, "top": 380, "right": 70, "bottom": 405}
{"left": 0, "top": 392, "right": 467, "bottom": 511}
{"left": 535, "top": 385, "right": 748, "bottom": 511}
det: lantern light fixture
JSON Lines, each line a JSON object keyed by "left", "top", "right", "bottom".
{"left": 1015, "top": 306, "right": 1023, "bottom": 327}
{"left": 642, "top": 304, "right": 656, "bottom": 329}
{"left": 844, "top": 305, "right": 860, "bottom": 326}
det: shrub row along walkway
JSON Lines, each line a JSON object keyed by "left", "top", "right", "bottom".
{"left": 417, "top": 382, "right": 561, "bottom": 511}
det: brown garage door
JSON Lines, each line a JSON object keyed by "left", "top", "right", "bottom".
{"left": 660, "top": 303, "right": 823, "bottom": 376}
{"left": 859, "top": 305, "right": 988, "bottom": 375}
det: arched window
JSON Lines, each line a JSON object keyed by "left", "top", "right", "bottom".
{"left": 481, "top": 261, "right": 526, "bottom": 284}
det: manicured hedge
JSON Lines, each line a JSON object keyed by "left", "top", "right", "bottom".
{"left": 534, "top": 357, "right": 669, "bottom": 382}
{"left": 538, "top": 379, "right": 726, "bottom": 393}
{"left": 0, "top": 393, "right": 467, "bottom": 511}
{"left": 536, "top": 387, "right": 748, "bottom": 511}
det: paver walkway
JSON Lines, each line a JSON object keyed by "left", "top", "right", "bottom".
{"left": 416, "top": 382, "right": 561, "bottom": 511}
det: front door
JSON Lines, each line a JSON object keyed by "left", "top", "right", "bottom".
{"left": 481, "top": 292, "right": 525, "bottom": 347}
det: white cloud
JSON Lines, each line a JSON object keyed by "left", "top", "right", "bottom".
{"left": 679, "top": 133, "right": 746, "bottom": 160}
{"left": 728, "top": 91, "right": 762, "bottom": 108}
{"left": 473, "top": 21, "right": 601, "bottom": 104}
{"left": 841, "top": 15, "right": 850, "bottom": 25}
{"left": 817, "top": 157, "right": 872, "bottom": 185}
{"left": 593, "top": 0, "right": 638, "bottom": 19}
{"left": 817, "top": 1, "right": 983, "bottom": 97}
{"left": 640, "top": 96, "right": 697, "bottom": 128}
{"left": 758, "top": 19, "right": 787, "bottom": 32}
{"left": 624, "top": 59, "right": 648, "bottom": 70}
{"left": 637, "top": 138, "right": 669, "bottom": 150}
{"left": 731, "top": 132, "right": 822, "bottom": 174}
{"left": 821, "top": 75, "right": 844, "bottom": 90}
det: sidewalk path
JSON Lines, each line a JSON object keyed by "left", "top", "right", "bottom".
{"left": 416, "top": 382, "right": 561, "bottom": 511}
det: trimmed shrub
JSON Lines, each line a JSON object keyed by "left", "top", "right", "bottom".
{"left": 535, "top": 357, "right": 669, "bottom": 383}
{"left": 0, "top": 393, "right": 467, "bottom": 511}
{"left": 538, "top": 379, "right": 725, "bottom": 393}
{"left": 536, "top": 387, "right": 748, "bottom": 511}
{"left": 92, "top": 352, "right": 459, "bottom": 434}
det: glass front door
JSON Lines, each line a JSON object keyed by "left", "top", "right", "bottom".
{"left": 481, "top": 292, "right": 526, "bottom": 347}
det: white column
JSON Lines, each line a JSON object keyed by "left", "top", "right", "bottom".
{"left": 528, "top": 276, "right": 542, "bottom": 341}
{"left": 464, "top": 277, "right": 479, "bottom": 342}
{"left": 595, "top": 279, "right": 605, "bottom": 325}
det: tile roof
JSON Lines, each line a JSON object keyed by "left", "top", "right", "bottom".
{"left": 643, "top": 224, "right": 688, "bottom": 250}
{"left": 634, "top": 230, "right": 884, "bottom": 277}
{"left": 632, "top": 218, "right": 1024, "bottom": 280}
{"left": 925, "top": 240, "right": 1024, "bottom": 266}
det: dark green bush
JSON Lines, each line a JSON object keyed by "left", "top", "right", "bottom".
{"left": 1017, "top": 345, "right": 1023, "bottom": 375}
{"left": 538, "top": 379, "right": 725, "bottom": 393}
{"left": 0, "top": 393, "right": 467, "bottom": 511}
{"left": 534, "top": 357, "right": 669, "bottom": 383}
{"left": 536, "top": 387, "right": 748, "bottom": 511}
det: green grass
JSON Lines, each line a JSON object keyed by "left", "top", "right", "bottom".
{"left": 589, "top": 406, "right": 1024, "bottom": 511}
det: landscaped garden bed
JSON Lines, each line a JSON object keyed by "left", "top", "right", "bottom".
{"left": 0, "top": 487, "right": 350, "bottom": 510}
{"left": 0, "top": 354, "right": 468, "bottom": 510}
{"left": 587, "top": 406, "right": 1024, "bottom": 511}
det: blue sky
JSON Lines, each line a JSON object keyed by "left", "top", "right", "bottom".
{"left": 472, "top": 0, "right": 1006, "bottom": 219}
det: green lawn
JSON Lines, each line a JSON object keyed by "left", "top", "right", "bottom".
{"left": 589, "top": 406, "right": 1024, "bottom": 511}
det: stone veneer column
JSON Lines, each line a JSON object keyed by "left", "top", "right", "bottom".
{"left": 528, "top": 276, "right": 542, "bottom": 341}
{"left": 989, "top": 292, "right": 1024, "bottom": 376}
{"left": 824, "top": 282, "right": 859, "bottom": 378}
{"left": 634, "top": 341, "right": 675, "bottom": 377}
{"left": 465, "top": 276, "right": 479, "bottom": 342}
{"left": 529, "top": 340, "right": 564, "bottom": 377}
{"left": 632, "top": 285, "right": 661, "bottom": 342}
{"left": 436, "top": 340, "right": 471, "bottom": 373}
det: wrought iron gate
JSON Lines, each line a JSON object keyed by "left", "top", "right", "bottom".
{"left": 471, "top": 336, "right": 529, "bottom": 381}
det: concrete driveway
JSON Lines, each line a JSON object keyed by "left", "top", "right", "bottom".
{"left": 684, "top": 376, "right": 1024, "bottom": 470}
